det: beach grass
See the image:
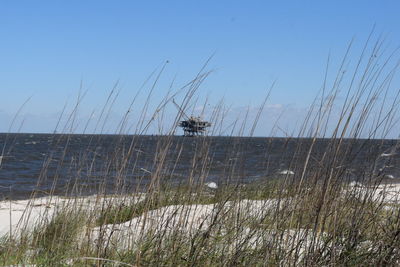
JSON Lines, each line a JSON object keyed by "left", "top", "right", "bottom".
{"left": 1, "top": 36, "right": 400, "bottom": 266}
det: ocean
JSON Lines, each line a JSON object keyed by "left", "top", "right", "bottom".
{"left": 0, "top": 133, "right": 399, "bottom": 200}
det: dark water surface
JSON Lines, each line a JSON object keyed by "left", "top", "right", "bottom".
{"left": 0, "top": 133, "right": 399, "bottom": 200}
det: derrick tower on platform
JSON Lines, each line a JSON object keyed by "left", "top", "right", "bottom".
{"left": 173, "top": 100, "right": 211, "bottom": 137}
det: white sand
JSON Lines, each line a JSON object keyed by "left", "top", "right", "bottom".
{"left": 348, "top": 182, "right": 400, "bottom": 205}
{"left": 0, "top": 197, "right": 59, "bottom": 238}
{"left": 88, "top": 198, "right": 280, "bottom": 250}
{"left": 1, "top": 183, "right": 399, "bottom": 248}
{"left": 0, "top": 194, "right": 146, "bottom": 238}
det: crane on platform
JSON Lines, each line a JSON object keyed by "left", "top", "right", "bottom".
{"left": 173, "top": 100, "right": 211, "bottom": 137}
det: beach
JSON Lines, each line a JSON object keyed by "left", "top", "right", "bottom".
{"left": 1, "top": 181, "right": 400, "bottom": 265}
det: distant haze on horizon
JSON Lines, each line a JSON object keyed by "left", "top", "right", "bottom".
{"left": 1, "top": 1, "right": 400, "bottom": 138}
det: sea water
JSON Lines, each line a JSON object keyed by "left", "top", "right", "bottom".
{"left": 0, "top": 133, "right": 399, "bottom": 199}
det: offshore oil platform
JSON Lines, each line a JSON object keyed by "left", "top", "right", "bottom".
{"left": 174, "top": 100, "right": 211, "bottom": 136}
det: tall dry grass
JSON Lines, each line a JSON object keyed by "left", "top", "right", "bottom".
{"left": 1, "top": 36, "right": 400, "bottom": 266}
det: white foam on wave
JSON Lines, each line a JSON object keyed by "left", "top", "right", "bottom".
{"left": 139, "top": 168, "right": 151, "bottom": 174}
{"left": 279, "top": 170, "right": 294, "bottom": 175}
{"left": 381, "top": 153, "right": 395, "bottom": 157}
{"left": 24, "top": 141, "right": 38, "bottom": 145}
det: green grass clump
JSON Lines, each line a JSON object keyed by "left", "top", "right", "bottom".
{"left": 31, "top": 209, "right": 87, "bottom": 263}
{"left": 95, "top": 179, "right": 290, "bottom": 226}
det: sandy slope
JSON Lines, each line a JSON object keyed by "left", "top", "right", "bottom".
{"left": 348, "top": 182, "right": 400, "bottom": 204}
{"left": 0, "top": 197, "right": 59, "bottom": 238}
{"left": 0, "top": 194, "right": 145, "bottom": 238}
{"left": 1, "top": 183, "right": 400, "bottom": 241}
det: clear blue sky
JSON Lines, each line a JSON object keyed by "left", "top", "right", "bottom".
{"left": 1, "top": 1, "right": 400, "bottom": 136}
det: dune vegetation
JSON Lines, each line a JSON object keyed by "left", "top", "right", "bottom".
{"left": 1, "top": 37, "right": 400, "bottom": 266}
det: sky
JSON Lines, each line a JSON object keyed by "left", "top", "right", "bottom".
{"left": 1, "top": 1, "right": 400, "bottom": 137}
